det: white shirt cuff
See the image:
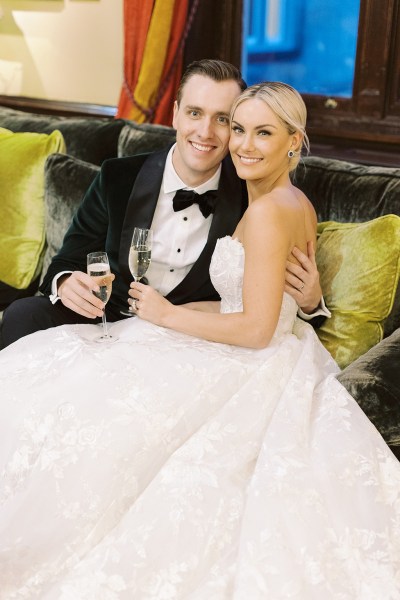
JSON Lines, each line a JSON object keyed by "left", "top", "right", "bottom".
{"left": 49, "top": 271, "right": 72, "bottom": 304}
{"left": 297, "top": 296, "right": 331, "bottom": 321}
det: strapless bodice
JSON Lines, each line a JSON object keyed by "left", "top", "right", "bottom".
{"left": 210, "top": 236, "right": 297, "bottom": 339}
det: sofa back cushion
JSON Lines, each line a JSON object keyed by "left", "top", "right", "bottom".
{"left": 118, "top": 121, "right": 176, "bottom": 157}
{"left": 294, "top": 156, "right": 400, "bottom": 222}
{"left": 0, "top": 105, "right": 125, "bottom": 166}
{"left": 41, "top": 153, "right": 100, "bottom": 282}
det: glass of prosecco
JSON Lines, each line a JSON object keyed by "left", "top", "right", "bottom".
{"left": 87, "top": 251, "right": 117, "bottom": 342}
{"left": 120, "top": 227, "right": 153, "bottom": 317}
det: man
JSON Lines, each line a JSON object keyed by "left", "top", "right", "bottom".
{"left": 1, "top": 60, "right": 326, "bottom": 348}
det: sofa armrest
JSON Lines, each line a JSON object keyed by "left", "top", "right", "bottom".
{"left": 337, "top": 328, "right": 400, "bottom": 459}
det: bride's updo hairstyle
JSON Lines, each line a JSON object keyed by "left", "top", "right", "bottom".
{"left": 230, "top": 81, "right": 309, "bottom": 172}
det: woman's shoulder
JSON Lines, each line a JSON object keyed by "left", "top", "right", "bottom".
{"left": 247, "top": 185, "right": 309, "bottom": 217}
{"left": 245, "top": 186, "right": 316, "bottom": 243}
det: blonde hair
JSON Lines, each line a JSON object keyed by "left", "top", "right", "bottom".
{"left": 230, "top": 82, "right": 309, "bottom": 171}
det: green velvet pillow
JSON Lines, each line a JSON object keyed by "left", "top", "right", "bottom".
{"left": 316, "top": 215, "right": 400, "bottom": 369}
{"left": 0, "top": 127, "right": 66, "bottom": 291}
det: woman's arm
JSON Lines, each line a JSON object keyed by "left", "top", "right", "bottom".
{"left": 131, "top": 199, "right": 291, "bottom": 349}
{"left": 180, "top": 301, "right": 221, "bottom": 313}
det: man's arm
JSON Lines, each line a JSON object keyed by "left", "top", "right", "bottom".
{"left": 285, "top": 241, "right": 331, "bottom": 324}
{"left": 40, "top": 155, "right": 147, "bottom": 317}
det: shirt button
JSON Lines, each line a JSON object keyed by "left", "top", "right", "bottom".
{"left": 170, "top": 268, "right": 174, "bottom": 272}
{"left": 177, "top": 248, "right": 181, "bottom": 253}
{"left": 183, "top": 217, "right": 188, "bottom": 221}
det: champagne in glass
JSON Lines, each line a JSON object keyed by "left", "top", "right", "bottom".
{"left": 87, "top": 251, "right": 117, "bottom": 342}
{"left": 121, "top": 227, "right": 153, "bottom": 316}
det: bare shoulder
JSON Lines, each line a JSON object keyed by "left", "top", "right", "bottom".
{"left": 243, "top": 186, "right": 316, "bottom": 250}
{"left": 246, "top": 186, "right": 311, "bottom": 222}
{"left": 243, "top": 189, "right": 294, "bottom": 245}
{"left": 246, "top": 188, "right": 291, "bottom": 220}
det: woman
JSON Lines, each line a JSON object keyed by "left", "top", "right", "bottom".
{"left": 0, "top": 83, "right": 399, "bottom": 599}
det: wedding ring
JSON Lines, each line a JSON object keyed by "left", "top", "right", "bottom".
{"left": 299, "top": 283, "right": 305, "bottom": 290}
{"left": 132, "top": 299, "right": 137, "bottom": 310}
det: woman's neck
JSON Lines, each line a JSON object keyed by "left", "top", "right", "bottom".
{"left": 247, "top": 170, "right": 291, "bottom": 204}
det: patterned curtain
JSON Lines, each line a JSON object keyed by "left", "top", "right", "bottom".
{"left": 116, "top": 0, "right": 198, "bottom": 126}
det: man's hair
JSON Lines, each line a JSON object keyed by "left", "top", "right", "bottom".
{"left": 176, "top": 59, "right": 247, "bottom": 105}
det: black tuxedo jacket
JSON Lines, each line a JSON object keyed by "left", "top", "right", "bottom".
{"left": 40, "top": 147, "right": 248, "bottom": 319}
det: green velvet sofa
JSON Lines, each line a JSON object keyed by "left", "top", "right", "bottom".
{"left": 0, "top": 104, "right": 399, "bottom": 459}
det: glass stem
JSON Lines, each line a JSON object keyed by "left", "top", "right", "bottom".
{"left": 102, "top": 309, "right": 109, "bottom": 337}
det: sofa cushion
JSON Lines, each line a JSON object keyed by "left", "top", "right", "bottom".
{"left": 337, "top": 327, "right": 400, "bottom": 460}
{"left": 0, "top": 127, "right": 66, "bottom": 308}
{"left": 295, "top": 156, "right": 400, "bottom": 223}
{"left": 0, "top": 105, "right": 125, "bottom": 165}
{"left": 41, "top": 153, "right": 100, "bottom": 282}
{"left": 315, "top": 215, "right": 400, "bottom": 369}
{"left": 118, "top": 121, "right": 176, "bottom": 157}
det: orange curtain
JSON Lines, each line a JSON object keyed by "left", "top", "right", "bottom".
{"left": 116, "top": 0, "right": 155, "bottom": 120}
{"left": 116, "top": 0, "right": 190, "bottom": 126}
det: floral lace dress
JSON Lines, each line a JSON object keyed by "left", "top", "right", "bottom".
{"left": 0, "top": 236, "right": 399, "bottom": 599}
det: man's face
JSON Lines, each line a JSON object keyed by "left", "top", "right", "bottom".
{"left": 172, "top": 74, "right": 242, "bottom": 187}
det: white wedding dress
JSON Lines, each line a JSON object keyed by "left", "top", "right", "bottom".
{"left": 1, "top": 236, "right": 400, "bottom": 600}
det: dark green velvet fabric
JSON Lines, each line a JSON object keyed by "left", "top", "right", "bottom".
{"left": 0, "top": 105, "right": 125, "bottom": 165}
{"left": 294, "top": 156, "right": 400, "bottom": 223}
{"left": 337, "top": 327, "right": 400, "bottom": 460}
{"left": 118, "top": 121, "right": 176, "bottom": 158}
{"left": 41, "top": 153, "right": 100, "bottom": 283}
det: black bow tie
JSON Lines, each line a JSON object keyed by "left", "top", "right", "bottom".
{"left": 173, "top": 189, "right": 217, "bottom": 219}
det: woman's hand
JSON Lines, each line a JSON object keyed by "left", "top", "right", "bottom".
{"left": 129, "top": 281, "right": 173, "bottom": 326}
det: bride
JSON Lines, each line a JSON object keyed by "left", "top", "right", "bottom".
{"left": 1, "top": 82, "right": 399, "bottom": 600}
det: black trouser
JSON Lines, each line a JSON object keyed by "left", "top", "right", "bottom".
{"left": 0, "top": 296, "right": 114, "bottom": 349}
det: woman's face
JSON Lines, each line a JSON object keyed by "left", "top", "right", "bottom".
{"left": 229, "top": 97, "right": 299, "bottom": 183}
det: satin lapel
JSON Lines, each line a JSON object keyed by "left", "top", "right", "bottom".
{"left": 167, "top": 155, "right": 246, "bottom": 304}
{"left": 119, "top": 147, "right": 170, "bottom": 283}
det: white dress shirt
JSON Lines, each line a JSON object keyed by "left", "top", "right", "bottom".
{"left": 145, "top": 145, "right": 220, "bottom": 296}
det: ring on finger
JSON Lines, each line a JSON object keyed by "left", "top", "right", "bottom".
{"left": 299, "top": 283, "right": 305, "bottom": 291}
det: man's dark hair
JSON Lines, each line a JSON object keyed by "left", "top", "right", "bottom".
{"left": 176, "top": 59, "right": 247, "bottom": 105}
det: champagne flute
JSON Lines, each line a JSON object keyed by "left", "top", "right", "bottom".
{"left": 87, "top": 251, "right": 117, "bottom": 342}
{"left": 120, "top": 227, "right": 153, "bottom": 317}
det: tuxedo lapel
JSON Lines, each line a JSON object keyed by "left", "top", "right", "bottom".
{"left": 167, "top": 155, "right": 246, "bottom": 305}
{"left": 119, "top": 147, "right": 171, "bottom": 283}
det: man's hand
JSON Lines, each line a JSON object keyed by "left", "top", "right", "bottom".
{"left": 285, "top": 241, "right": 322, "bottom": 314}
{"left": 58, "top": 271, "right": 114, "bottom": 319}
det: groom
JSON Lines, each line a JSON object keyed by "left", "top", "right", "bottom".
{"left": 1, "top": 60, "right": 326, "bottom": 348}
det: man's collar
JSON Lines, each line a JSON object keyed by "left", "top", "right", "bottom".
{"left": 163, "top": 143, "right": 222, "bottom": 195}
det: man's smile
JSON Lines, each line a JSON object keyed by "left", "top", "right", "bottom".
{"left": 190, "top": 141, "right": 216, "bottom": 153}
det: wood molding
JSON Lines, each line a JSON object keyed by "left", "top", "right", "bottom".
{"left": 0, "top": 95, "right": 117, "bottom": 118}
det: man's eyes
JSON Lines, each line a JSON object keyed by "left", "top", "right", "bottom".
{"left": 217, "top": 116, "right": 229, "bottom": 125}
{"left": 186, "top": 111, "right": 229, "bottom": 124}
